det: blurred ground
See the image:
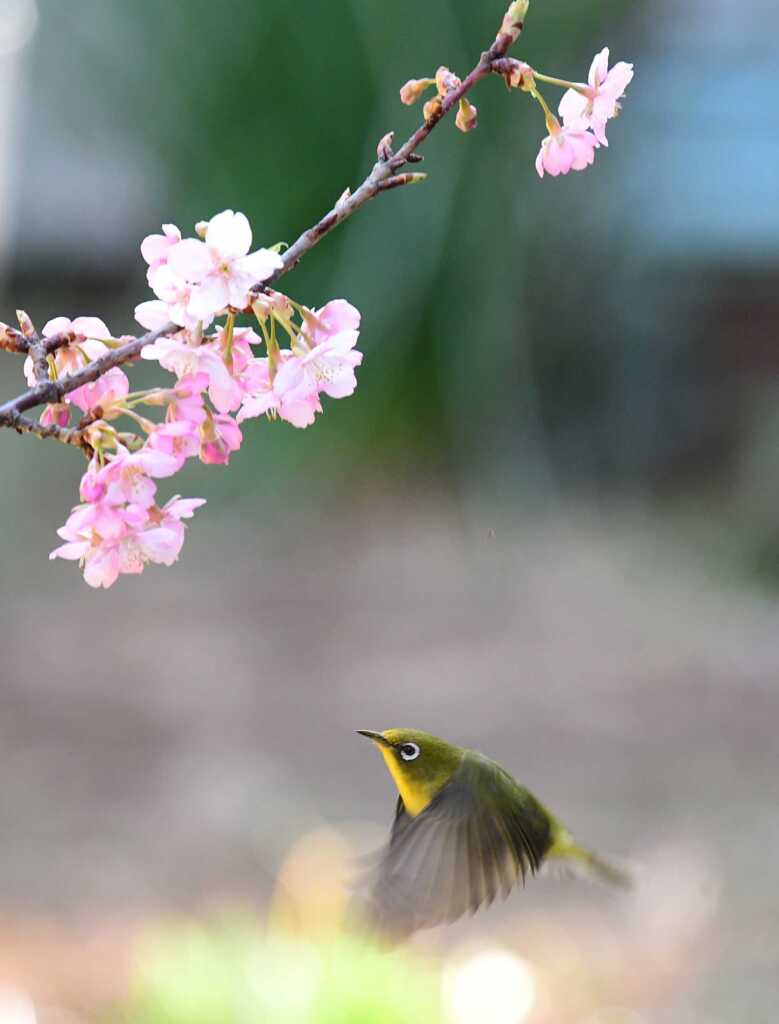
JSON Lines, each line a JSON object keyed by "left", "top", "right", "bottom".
{"left": 1, "top": 498, "right": 777, "bottom": 1019}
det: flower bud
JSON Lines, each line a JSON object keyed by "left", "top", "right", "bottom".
{"left": 455, "top": 98, "right": 478, "bottom": 133}
{"left": 0, "top": 321, "right": 24, "bottom": 351}
{"left": 194, "top": 220, "right": 209, "bottom": 239}
{"left": 399, "top": 77, "right": 435, "bottom": 105}
{"left": 16, "top": 310, "right": 35, "bottom": 339}
{"left": 498, "top": 0, "right": 529, "bottom": 45}
{"left": 435, "top": 66, "right": 462, "bottom": 98}
{"left": 423, "top": 96, "right": 443, "bottom": 124}
{"left": 501, "top": 59, "right": 534, "bottom": 91}
{"left": 83, "top": 420, "right": 119, "bottom": 452}
{"left": 376, "top": 131, "right": 395, "bottom": 161}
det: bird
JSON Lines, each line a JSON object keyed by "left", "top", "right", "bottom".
{"left": 356, "top": 728, "right": 630, "bottom": 941}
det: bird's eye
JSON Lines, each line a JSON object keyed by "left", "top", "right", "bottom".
{"left": 399, "top": 742, "right": 420, "bottom": 761}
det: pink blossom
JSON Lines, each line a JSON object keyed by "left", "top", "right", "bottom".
{"left": 100, "top": 444, "right": 180, "bottom": 507}
{"left": 135, "top": 299, "right": 177, "bottom": 332}
{"left": 141, "top": 334, "right": 243, "bottom": 413}
{"left": 214, "top": 324, "right": 262, "bottom": 376}
{"left": 237, "top": 355, "right": 322, "bottom": 429}
{"left": 200, "top": 413, "right": 243, "bottom": 464}
{"left": 166, "top": 373, "right": 209, "bottom": 427}
{"left": 49, "top": 502, "right": 129, "bottom": 588}
{"left": 50, "top": 495, "right": 206, "bottom": 588}
{"left": 80, "top": 456, "right": 106, "bottom": 503}
{"left": 558, "top": 48, "right": 633, "bottom": 145}
{"left": 40, "top": 403, "right": 70, "bottom": 428}
{"left": 166, "top": 210, "right": 284, "bottom": 321}
{"left": 141, "top": 223, "right": 182, "bottom": 273}
{"left": 69, "top": 367, "right": 129, "bottom": 415}
{"left": 140, "top": 496, "right": 208, "bottom": 565}
{"left": 147, "top": 419, "right": 200, "bottom": 468}
{"left": 290, "top": 328, "right": 363, "bottom": 400}
{"left": 145, "top": 265, "right": 202, "bottom": 330}
{"left": 304, "top": 299, "right": 361, "bottom": 345}
{"left": 535, "top": 123, "right": 598, "bottom": 178}
{"left": 23, "top": 315, "right": 109, "bottom": 386}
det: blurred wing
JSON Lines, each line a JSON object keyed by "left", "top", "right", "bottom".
{"left": 366, "top": 754, "right": 551, "bottom": 941}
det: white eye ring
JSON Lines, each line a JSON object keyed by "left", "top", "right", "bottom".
{"left": 399, "top": 742, "right": 420, "bottom": 761}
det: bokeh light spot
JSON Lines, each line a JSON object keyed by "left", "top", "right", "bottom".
{"left": 442, "top": 948, "right": 536, "bottom": 1024}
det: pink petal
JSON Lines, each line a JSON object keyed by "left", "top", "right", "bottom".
{"left": 558, "top": 88, "right": 588, "bottom": 128}
{"left": 188, "top": 274, "right": 230, "bottom": 320}
{"left": 589, "top": 47, "right": 610, "bottom": 88}
{"left": 71, "top": 317, "right": 110, "bottom": 340}
{"left": 235, "top": 248, "right": 284, "bottom": 283}
{"left": 42, "top": 316, "right": 74, "bottom": 337}
{"left": 133, "top": 448, "right": 181, "bottom": 478}
{"left": 237, "top": 391, "right": 277, "bottom": 423}
{"left": 135, "top": 300, "right": 172, "bottom": 331}
{"left": 83, "top": 546, "right": 121, "bottom": 588}
{"left": 162, "top": 497, "right": 207, "bottom": 520}
{"left": 168, "top": 239, "right": 213, "bottom": 282}
{"left": 49, "top": 540, "right": 88, "bottom": 561}
{"left": 313, "top": 299, "right": 361, "bottom": 339}
{"left": 206, "top": 210, "right": 251, "bottom": 259}
{"left": 138, "top": 525, "right": 185, "bottom": 566}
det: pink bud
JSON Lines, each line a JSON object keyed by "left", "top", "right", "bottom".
{"left": 423, "top": 96, "right": 443, "bottom": 124}
{"left": 455, "top": 98, "right": 478, "bottom": 133}
{"left": 399, "top": 77, "right": 435, "bottom": 105}
{"left": 435, "top": 66, "right": 461, "bottom": 98}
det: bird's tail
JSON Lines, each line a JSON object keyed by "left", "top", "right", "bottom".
{"left": 545, "top": 827, "right": 632, "bottom": 889}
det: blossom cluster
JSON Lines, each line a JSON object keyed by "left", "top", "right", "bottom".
{"left": 42, "top": 210, "right": 363, "bottom": 587}
{"left": 533, "top": 48, "right": 633, "bottom": 178}
{"left": 399, "top": 47, "right": 633, "bottom": 179}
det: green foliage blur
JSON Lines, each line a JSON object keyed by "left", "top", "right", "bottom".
{"left": 125, "top": 920, "right": 443, "bottom": 1024}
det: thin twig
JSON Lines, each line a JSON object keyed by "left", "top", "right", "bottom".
{"left": 0, "top": 0, "right": 528, "bottom": 447}
{"left": 5, "top": 409, "right": 93, "bottom": 453}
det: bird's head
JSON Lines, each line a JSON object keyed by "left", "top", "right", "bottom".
{"left": 357, "top": 728, "right": 464, "bottom": 816}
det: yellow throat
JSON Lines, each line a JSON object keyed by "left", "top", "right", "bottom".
{"left": 378, "top": 745, "right": 432, "bottom": 817}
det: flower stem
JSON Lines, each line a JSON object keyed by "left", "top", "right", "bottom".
{"left": 532, "top": 71, "right": 589, "bottom": 95}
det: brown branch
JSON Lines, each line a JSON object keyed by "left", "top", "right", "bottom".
{"left": 0, "top": 0, "right": 529, "bottom": 448}
{"left": 4, "top": 409, "right": 94, "bottom": 453}
{"left": 28, "top": 336, "right": 50, "bottom": 385}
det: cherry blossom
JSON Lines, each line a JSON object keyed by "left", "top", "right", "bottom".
{"left": 165, "top": 373, "right": 209, "bottom": 427}
{"left": 558, "top": 48, "right": 633, "bottom": 146}
{"left": 237, "top": 355, "right": 322, "bottom": 429}
{"left": 290, "top": 328, "right": 363, "bottom": 400}
{"left": 147, "top": 419, "right": 201, "bottom": 469}
{"left": 40, "top": 403, "right": 70, "bottom": 428}
{"left": 23, "top": 315, "right": 109, "bottom": 386}
{"left": 69, "top": 367, "right": 129, "bottom": 415}
{"left": 50, "top": 495, "right": 206, "bottom": 588}
{"left": 199, "top": 413, "right": 242, "bottom": 464}
{"left": 535, "top": 122, "right": 598, "bottom": 178}
{"left": 146, "top": 264, "right": 202, "bottom": 330}
{"left": 99, "top": 444, "right": 180, "bottom": 507}
{"left": 303, "top": 300, "right": 361, "bottom": 345}
{"left": 141, "top": 334, "right": 243, "bottom": 413}
{"left": 141, "top": 223, "right": 182, "bottom": 274}
{"left": 166, "top": 210, "right": 283, "bottom": 322}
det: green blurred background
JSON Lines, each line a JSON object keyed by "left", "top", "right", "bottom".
{"left": 1, "top": 0, "right": 778, "bottom": 1021}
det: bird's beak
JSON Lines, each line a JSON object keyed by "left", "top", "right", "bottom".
{"left": 356, "top": 729, "right": 392, "bottom": 748}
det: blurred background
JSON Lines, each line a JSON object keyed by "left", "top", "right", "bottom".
{"left": 1, "top": 0, "right": 778, "bottom": 1020}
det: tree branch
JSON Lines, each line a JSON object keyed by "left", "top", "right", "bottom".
{"left": 0, "top": 0, "right": 528, "bottom": 446}
{"left": 4, "top": 409, "right": 94, "bottom": 452}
